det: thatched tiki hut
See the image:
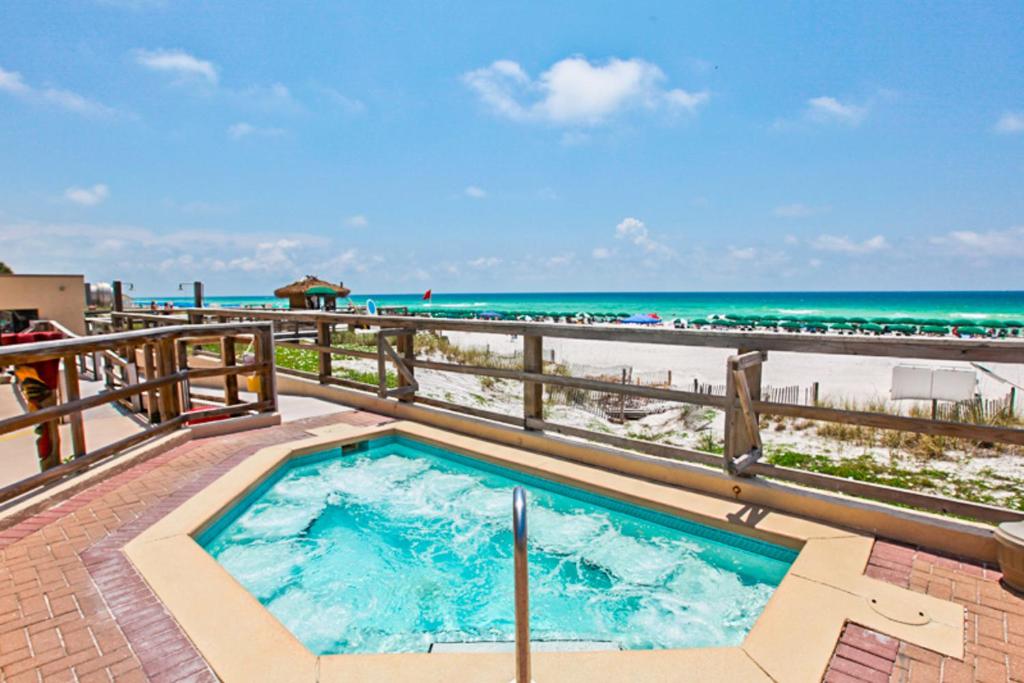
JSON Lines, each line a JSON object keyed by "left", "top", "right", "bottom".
{"left": 274, "top": 276, "right": 351, "bottom": 310}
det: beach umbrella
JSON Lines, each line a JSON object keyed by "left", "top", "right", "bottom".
{"left": 755, "top": 320, "right": 777, "bottom": 328}
{"left": 847, "top": 317, "right": 868, "bottom": 324}
{"left": 869, "top": 317, "right": 891, "bottom": 324}
{"left": 978, "top": 319, "right": 1007, "bottom": 328}
{"left": 688, "top": 318, "right": 709, "bottom": 326}
{"left": 830, "top": 322, "right": 855, "bottom": 330}
{"left": 621, "top": 314, "right": 661, "bottom": 325}
{"left": 805, "top": 322, "right": 828, "bottom": 331}
{"left": 780, "top": 321, "right": 802, "bottom": 330}
{"left": 860, "top": 323, "right": 884, "bottom": 333}
{"left": 948, "top": 318, "right": 976, "bottom": 326}
{"left": 889, "top": 324, "right": 916, "bottom": 335}
{"left": 957, "top": 326, "right": 989, "bottom": 337}
{"left": 1003, "top": 320, "right": 1024, "bottom": 327}
{"left": 891, "top": 317, "right": 916, "bottom": 324}
{"left": 760, "top": 314, "right": 780, "bottom": 322}
{"left": 822, "top": 316, "right": 847, "bottom": 324}
{"left": 922, "top": 325, "right": 950, "bottom": 335}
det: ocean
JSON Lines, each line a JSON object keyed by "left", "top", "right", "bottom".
{"left": 139, "top": 291, "right": 1024, "bottom": 322}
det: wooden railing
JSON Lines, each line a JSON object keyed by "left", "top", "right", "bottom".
{"left": 111, "top": 308, "right": 1024, "bottom": 523}
{"left": 0, "top": 322, "right": 277, "bottom": 503}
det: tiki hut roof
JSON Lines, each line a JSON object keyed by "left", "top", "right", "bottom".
{"left": 273, "top": 276, "right": 351, "bottom": 299}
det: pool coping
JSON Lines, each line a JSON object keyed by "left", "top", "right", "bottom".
{"left": 124, "top": 421, "right": 966, "bottom": 682}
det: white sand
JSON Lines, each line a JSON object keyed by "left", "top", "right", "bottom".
{"left": 443, "top": 329, "right": 1023, "bottom": 402}
{"left": 331, "top": 327, "right": 1024, "bottom": 498}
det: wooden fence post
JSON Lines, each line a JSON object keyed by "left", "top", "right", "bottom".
{"left": 63, "top": 355, "right": 86, "bottom": 458}
{"left": 397, "top": 332, "right": 415, "bottom": 403}
{"left": 142, "top": 343, "right": 158, "bottom": 421}
{"left": 317, "top": 320, "right": 331, "bottom": 384}
{"left": 523, "top": 335, "right": 543, "bottom": 428}
{"left": 156, "top": 339, "right": 179, "bottom": 422}
{"left": 221, "top": 336, "right": 239, "bottom": 405}
{"left": 258, "top": 326, "right": 276, "bottom": 411}
{"left": 723, "top": 349, "right": 766, "bottom": 475}
{"left": 619, "top": 368, "right": 627, "bottom": 423}
{"left": 175, "top": 339, "right": 192, "bottom": 413}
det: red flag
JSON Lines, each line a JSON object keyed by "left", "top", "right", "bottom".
{"left": 422, "top": 289, "right": 432, "bottom": 301}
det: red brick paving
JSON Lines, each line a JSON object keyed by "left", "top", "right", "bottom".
{"left": 824, "top": 539, "right": 1024, "bottom": 682}
{"left": 0, "top": 409, "right": 1021, "bottom": 682}
{"left": 0, "top": 411, "right": 391, "bottom": 682}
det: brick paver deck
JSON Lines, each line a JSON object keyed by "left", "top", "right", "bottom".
{"left": 0, "top": 411, "right": 1021, "bottom": 682}
{"left": 0, "top": 411, "right": 391, "bottom": 682}
{"left": 823, "top": 539, "right": 1024, "bottom": 683}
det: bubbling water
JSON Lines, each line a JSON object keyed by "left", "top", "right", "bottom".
{"left": 203, "top": 437, "right": 794, "bottom": 654}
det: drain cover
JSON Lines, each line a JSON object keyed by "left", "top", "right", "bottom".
{"left": 866, "top": 595, "right": 931, "bottom": 625}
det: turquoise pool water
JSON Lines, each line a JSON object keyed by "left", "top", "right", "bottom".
{"left": 200, "top": 436, "right": 796, "bottom": 655}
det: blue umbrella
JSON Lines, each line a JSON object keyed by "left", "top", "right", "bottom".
{"left": 621, "top": 314, "right": 661, "bottom": 325}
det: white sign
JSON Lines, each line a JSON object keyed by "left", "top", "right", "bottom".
{"left": 891, "top": 365, "right": 976, "bottom": 402}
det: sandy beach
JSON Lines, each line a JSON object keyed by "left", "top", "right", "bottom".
{"left": 443, "top": 329, "right": 1024, "bottom": 403}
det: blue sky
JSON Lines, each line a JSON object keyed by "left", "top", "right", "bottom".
{"left": 1, "top": 1, "right": 1022, "bottom": 295}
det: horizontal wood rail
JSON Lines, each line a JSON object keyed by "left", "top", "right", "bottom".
{"left": 0, "top": 322, "right": 277, "bottom": 504}
{"left": 108, "top": 307, "right": 1024, "bottom": 523}
{"left": 174, "top": 307, "right": 1024, "bottom": 362}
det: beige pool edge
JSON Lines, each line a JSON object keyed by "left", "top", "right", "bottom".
{"left": 125, "top": 421, "right": 966, "bottom": 683}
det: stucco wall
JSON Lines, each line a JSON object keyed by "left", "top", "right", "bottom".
{"left": 0, "top": 274, "right": 86, "bottom": 335}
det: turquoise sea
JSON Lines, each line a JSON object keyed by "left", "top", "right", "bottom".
{"left": 143, "top": 291, "right": 1024, "bottom": 322}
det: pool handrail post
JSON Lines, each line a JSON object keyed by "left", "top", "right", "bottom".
{"left": 513, "top": 486, "right": 531, "bottom": 683}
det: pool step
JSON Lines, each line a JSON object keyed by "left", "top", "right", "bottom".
{"left": 428, "top": 640, "right": 619, "bottom": 654}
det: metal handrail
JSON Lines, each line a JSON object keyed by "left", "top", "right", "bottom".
{"left": 512, "top": 486, "right": 530, "bottom": 683}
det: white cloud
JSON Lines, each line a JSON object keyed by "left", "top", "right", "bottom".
{"left": 806, "top": 96, "right": 868, "bottom": 126}
{"left": 614, "top": 217, "right": 674, "bottom": 257}
{"left": 227, "top": 122, "right": 285, "bottom": 140}
{"left": 0, "top": 67, "right": 30, "bottom": 95}
{"left": 808, "top": 258, "right": 822, "bottom": 268}
{"left": 464, "top": 186, "right": 487, "bottom": 199}
{"left": 994, "top": 112, "right": 1024, "bottom": 134}
{"left": 315, "top": 85, "right": 366, "bottom": 114}
{"left": 774, "top": 203, "right": 824, "bottom": 218}
{"left": 0, "top": 219, "right": 332, "bottom": 285}
{"left": 134, "top": 49, "right": 218, "bottom": 84}
{"left": 64, "top": 184, "right": 110, "bottom": 206}
{"left": 462, "top": 56, "right": 709, "bottom": 126}
{"left": 0, "top": 65, "right": 116, "bottom": 117}
{"left": 346, "top": 214, "right": 368, "bottom": 228}
{"left": 728, "top": 246, "right": 756, "bottom": 260}
{"left": 224, "top": 239, "right": 300, "bottom": 272}
{"left": 237, "top": 82, "right": 302, "bottom": 113}
{"left": 931, "top": 226, "right": 1024, "bottom": 256}
{"left": 811, "top": 234, "right": 888, "bottom": 253}
{"left": 592, "top": 247, "right": 611, "bottom": 259}
{"left": 784, "top": 234, "right": 800, "bottom": 245}
{"left": 545, "top": 253, "right": 574, "bottom": 268}
{"left": 468, "top": 256, "right": 501, "bottom": 269}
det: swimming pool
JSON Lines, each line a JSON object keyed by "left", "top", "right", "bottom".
{"left": 200, "top": 435, "right": 796, "bottom": 655}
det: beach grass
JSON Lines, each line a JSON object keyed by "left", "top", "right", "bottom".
{"left": 766, "top": 448, "right": 1024, "bottom": 511}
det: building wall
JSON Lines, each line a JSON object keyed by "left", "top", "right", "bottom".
{"left": 0, "top": 274, "right": 86, "bottom": 335}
